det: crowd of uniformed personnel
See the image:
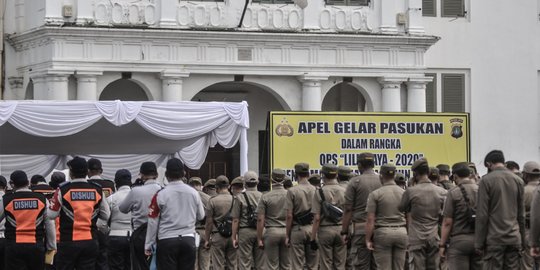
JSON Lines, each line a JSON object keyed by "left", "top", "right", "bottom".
{"left": 1, "top": 149, "right": 540, "bottom": 270}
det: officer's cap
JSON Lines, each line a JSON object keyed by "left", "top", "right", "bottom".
{"left": 380, "top": 164, "right": 397, "bottom": 176}
{"left": 216, "top": 175, "right": 229, "bottom": 186}
{"left": 308, "top": 174, "right": 321, "bottom": 185}
{"left": 468, "top": 162, "right": 478, "bottom": 174}
{"left": 523, "top": 161, "right": 540, "bottom": 175}
{"left": 436, "top": 164, "right": 450, "bottom": 174}
{"left": 271, "top": 169, "right": 286, "bottom": 182}
{"left": 452, "top": 162, "right": 471, "bottom": 177}
{"left": 88, "top": 158, "right": 103, "bottom": 171}
{"left": 294, "top": 163, "right": 310, "bottom": 174}
{"left": 189, "top": 177, "right": 203, "bottom": 185}
{"left": 429, "top": 167, "right": 440, "bottom": 178}
{"left": 321, "top": 164, "right": 338, "bottom": 175}
{"left": 31, "top": 174, "right": 46, "bottom": 185}
{"left": 114, "top": 169, "right": 132, "bottom": 182}
{"left": 337, "top": 166, "right": 352, "bottom": 178}
{"left": 0, "top": 176, "right": 6, "bottom": 188}
{"left": 10, "top": 170, "right": 28, "bottom": 187}
{"left": 411, "top": 158, "right": 429, "bottom": 171}
{"left": 358, "top": 152, "right": 375, "bottom": 161}
{"left": 68, "top": 156, "right": 88, "bottom": 174}
{"left": 394, "top": 172, "right": 406, "bottom": 183}
{"left": 244, "top": 171, "right": 258, "bottom": 183}
{"left": 166, "top": 158, "right": 184, "bottom": 174}
{"left": 140, "top": 161, "right": 158, "bottom": 175}
{"left": 231, "top": 176, "right": 245, "bottom": 186}
{"left": 204, "top": 179, "right": 216, "bottom": 188}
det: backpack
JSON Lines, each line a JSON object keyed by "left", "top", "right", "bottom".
{"left": 319, "top": 188, "right": 343, "bottom": 224}
{"left": 215, "top": 196, "right": 234, "bottom": 238}
{"left": 243, "top": 193, "right": 258, "bottom": 229}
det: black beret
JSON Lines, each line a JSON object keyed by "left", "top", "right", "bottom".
{"left": 87, "top": 158, "right": 102, "bottom": 171}
{"left": 68, "top": 156, "right": 88, "bottom": 174}
{"left": 166, "top": 158, "right": 184, "bottom": 173}
{"left": 10, "top": 170, "right": 28, "bottom": 187}
{"left": 140, "top": 161, "right": 157, "bottom": 175}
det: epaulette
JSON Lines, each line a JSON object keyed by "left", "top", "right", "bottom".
{"left": 89, "top": 181, "right": 103, "bottom": 188}
{"left": 59, "top": 181, "right": 71, "bottom": 187}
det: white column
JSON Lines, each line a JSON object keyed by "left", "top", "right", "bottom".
{"left": 406, "top": 0, "right": 425, "bottom": 35}
{"left": 31, "top": 76, "right": 49, "bottom": 100}
{"left": 76, "top": 0, "right": 94, "bottom": 25}
{"left": 15, "top": 0, "right": 25, "bottom": 32}
{"left": 301, "top": 0, "right": 324, "bottom": 30}
{"left": 406, "top": 77, "right": 432, "bottom": 112}
{"left": 378, "top": 77, "right": 405, "bottom": 112}
{"left": 380, "top": 0, "right": 398, "bottom": 34}
{"left": 76, "top": 72, "right": 101, "bottom": 100}
{"left": 161, "top": 71, "right": 189, "bottom": 101}
{"left": 159, "top": 0, "right": 178, "bottom": 27}
{"left": 46, "top": 75, "right": 69, "bottom": 100}
{"left": 45, "top": 0, "right": 64, "bottom": 25}
{"left": 298, "top": 74, "right": 328, "bottom": 111}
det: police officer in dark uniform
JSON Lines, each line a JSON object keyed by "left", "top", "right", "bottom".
{"left": 87, "top": 158, "right": 116, "bottom": 270}
{"left": 48, "top": 156, "right": 111, "bottom": 270}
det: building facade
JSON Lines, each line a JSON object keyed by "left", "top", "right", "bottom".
{"left": 2, "top": 0, "right": 538, "bottom": 174}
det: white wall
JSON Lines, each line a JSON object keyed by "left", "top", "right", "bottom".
{"left": 424, "top": 0, "right": 540, "bottom": 170}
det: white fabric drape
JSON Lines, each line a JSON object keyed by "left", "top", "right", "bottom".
{"left": 0, "top": 100, "right": 249, "bottom": 176}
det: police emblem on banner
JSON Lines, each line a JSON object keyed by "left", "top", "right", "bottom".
{"left": 450, "top": 118, "right": 464, "bottom": 139}
{"left": 275, "top": 118, "right": 294, "bottom": 137}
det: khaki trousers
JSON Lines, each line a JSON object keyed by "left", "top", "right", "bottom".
{"left": 237, "top": 228, "right": 265, "bottom": 270}
{"left": 196, "top": 229, "right": 210, "bottom": 270}
{"left": 263, "top": 227, "right": 290, "bottom": 270}
{"left": 521, "top": 229, "right": 540, "bottom": 270}
{"left": 289, "top": 224, "right": 319, "bottom": 270}
{"left": 210, "top": 233, "right": 237, "bottom": 270}
{"left": 446, "top": 234, "right": 482, "bottom": 270}
{"left": 408, "top": 238, "right": 439, "bottom": 270}
{"left": 372, "top": 227, "right": 408, "bottom": 270}
{"left": 482, "top": 245, "right": 521, "bottom": 270}
{"left": 318, "top": 225, "right": 347, "bottom": 270}
{"left": 351, "top": 233, "right": 376, "bottom": 270}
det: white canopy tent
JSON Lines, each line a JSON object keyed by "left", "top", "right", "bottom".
{"left": 0, "top": 100, "right": 249, "bottom": 180}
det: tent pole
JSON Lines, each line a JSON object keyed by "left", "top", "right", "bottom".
{"left": 240, "top": 128, "right": 248, "bottom": 174}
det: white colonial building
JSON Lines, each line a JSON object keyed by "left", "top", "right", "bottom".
{"left": 1, "top": 0, "right": 538, "bottom": 176}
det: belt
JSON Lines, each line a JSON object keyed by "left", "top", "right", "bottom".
{"left": 239, "top": 226, "right": 256, "bottom": 229}
{"left": 179, "top": 233, "right": 195, "bottom": 238}
{"left": 375, "top": 225, "right": 406, "bottom": 229}
{"left": 265, "top": 226, "right": 285, "bottom": 228}
{"left": 109, "top": 230, "right": 131, "bottom": 237}
{"left": 320, "top": 224, "right": 341, "bottom": 227}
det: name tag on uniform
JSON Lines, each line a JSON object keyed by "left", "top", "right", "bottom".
{"left": 13, "top": 199, "right": 39, "bottom": 210}
{"left": 71, "top": 191, "right": 96, "bottom": 201}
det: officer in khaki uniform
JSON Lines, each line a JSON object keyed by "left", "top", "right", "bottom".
{"left": 311, "top": 164, "right": 347, "bottom": 270}
{"left": 337, "top": 166, "right": 352, "bottom": 270}
{"left": 365, "top": 164, "right": 408, "bottom": 270}
{"left": 398, "top": 158, "right": 447, "bottom": 270}
{"left": 231, "top": 171, "right": 265, "bottom": 270}
{"left": 204, "top": 179, "right": 217, "bottom": 197}
{"left": 439, "top": 162, "right": 482, "bottom": 270}
{"left": 341, "top": 152, "right": 381, "bottom": 270}
{"left": 428, "top": 167, "right": 439, "bottom": 185}
{"left": 257, "top": 169, "right": 290, "bottom": 270}
{"left": 437, "top": 164, "right": 455, "bottom": 190}
{"left": 474, "top": 150, "right": 525, "bottom": 270}
{"left": 189, "top": 177, "right": 211, "bottom": 270}
{"left": 522, "top": 161, "right": 540, "bottom": 269}
{"left": 285, "top": 163, "right": 319, "bottom": 270}
{"left": 529, "top": 172, "right": 540, "bottom": 261}
{"left": 204, "top": 175, "right": 237, "bottom": 270}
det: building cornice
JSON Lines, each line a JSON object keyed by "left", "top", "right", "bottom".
{"left": 7, "top": 26, "right": 440, "bottom": 50}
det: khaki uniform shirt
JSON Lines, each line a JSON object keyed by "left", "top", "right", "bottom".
{"left": 231, "top": 187, "right": 262, "bottom": 228}
{"left": 339, "top": 181, "right": 349, "bottom": 189}
{"left": 438, "top": 180, "right": 455, "bottom": 190}
{"left": 524, "top": 180, "right": 539, "bottom": 225}
{"left": 366, "top": 181, "right": 406, "bottom": 227}
{"left": 530, "top": 186, "right": 540, "bottom": 247}
{"left": 442, "top": 180, "right": 477, "bottom": 236}
{"left": 398, "top": 179, "right": 447, "bottom": 245}
{"left": 197, "top": 190, "right": 211, "bottom": 229}
{"left": 475, "top": 167, "right": 525, "bottom": 249}
{"left": 312, "top": 180, "right": 346, "bottom": 226}
{"left": 285, "top": 182, "right": 316, "bottom": 225}
{"left": 344, "top": 170, "right": 382, "bottom": 223}
{"left": 207, "top": 193, "right": 234, "bottom": 231}
{"left": 256, "top": 185, "right": 287, "bottom": 227}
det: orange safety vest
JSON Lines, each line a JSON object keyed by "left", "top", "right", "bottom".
{"left": 3, "top": 191, "right": 47, "bottom": 243}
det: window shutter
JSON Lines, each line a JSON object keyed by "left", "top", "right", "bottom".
{"left": 442, "top": 74, "right": 465, "bottom": 112}
{"left": 422, "top": 0, "right": 436, "bottom": 17}
{"left": 442, "top": 0, "right": 464, "bottom": 17}
{"left": 425, "top": 73, "right": 436, "bottom": 112}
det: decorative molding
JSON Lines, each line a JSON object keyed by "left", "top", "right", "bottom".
{"left": 8, "top": 77, "right": 24, "bottom": 89}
